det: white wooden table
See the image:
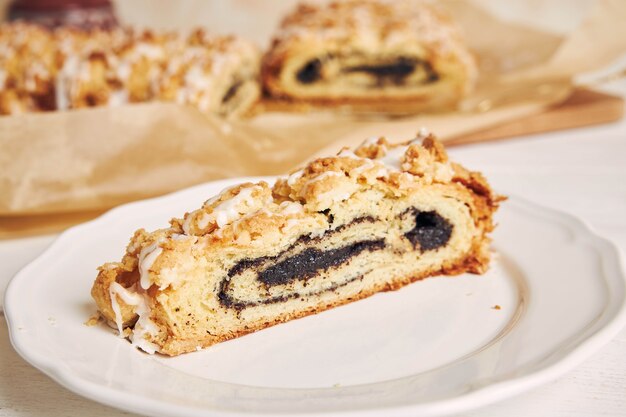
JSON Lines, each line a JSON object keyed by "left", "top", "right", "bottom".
{"left": 1, "top": 80, "right": 625, "bottom": 416}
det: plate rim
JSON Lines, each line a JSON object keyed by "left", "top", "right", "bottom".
{"left": 5, "top": 177, "right": 626, "bottom": 417}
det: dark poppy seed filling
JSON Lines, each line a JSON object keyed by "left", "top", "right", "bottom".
{"left": 218, "top": 270, "right": 372, "bottom": 310}
{"left": 259, "top": 239, "right": 385, "bottom": 286}
{"left": 218, "top": 216, "right": 380, "bottom": 309}
{"left": 403, "top": 209, "right": 453, "bottom": 251}
{"left": 296, "top": 58, "right": 323, "bottom": 84}
{"left": 295, "top": 56, "right": 439, "bottom": 86}
{"left": 345, "top": 59, "right": 416, "bottom": 78}
{"left": 218, "top": 209, "right": 453, "bottom": 310}
{"left": 221, "top": 80, "right": 243, "bottom": 104}
{"left": 219, "top": 238, "right": 385, "bottom": 310}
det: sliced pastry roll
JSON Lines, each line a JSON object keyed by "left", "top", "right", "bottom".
{"left": 157, "top": 31, "right": 261, "bottom": 118}
{"left": 92, "top": 132, "right": 501, "bottom": 356}
{"left": 55, "top": 29, "right": 261, "bottom": 117}
{"left": 262, "top": 0, "right": 476, "bottom": 113}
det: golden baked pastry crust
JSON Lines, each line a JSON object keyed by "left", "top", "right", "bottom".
{"left": 92, "top": 132, "right": 502, "bottom": 356}
{"left": 262, "top": 0, "right": 477, "bottom": 113}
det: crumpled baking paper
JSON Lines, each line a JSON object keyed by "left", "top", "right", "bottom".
{"left": 1, "top": 0, "right": 625, "bottom": 237}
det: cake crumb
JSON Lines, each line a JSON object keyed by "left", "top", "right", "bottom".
{"left": 492, "top": 305, "right": 501, "bottom": 310}
{"left": 84, "top": 314, "right": 102, "bottom": 326}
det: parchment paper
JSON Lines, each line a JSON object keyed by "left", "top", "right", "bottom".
{"left": 1, "top": 0, "right": 625, "bottom": 237}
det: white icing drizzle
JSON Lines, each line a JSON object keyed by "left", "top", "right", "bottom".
{"left": 433, "top": 162, "right": 455, "bottom": 182}
{"left": 133, "top": 42, "right": 164, "bottom": 60}
{"left": 212, "top": 186, "right": 259, "bottom": 228}
{"left": 204, "top": 185, "right": 237, "bottom": 207}
{"left": 182, "top": 210, "right": 206, "bottom": 235}
{"left": 196, "top": 212, "right": 212, "bottom": 230}
{"left": 184, "top": 65, "right": 213, "bottom": 94}
{"left": 109, "top": 282, "right": 141, "bottom": 336}
{"left": 259, "top": 208, "right": 276, "bottom": 218}
{"left": 379, "top": 145, "right": 408, "bottom": 171}
{"left": 130, "top": 303, "right": 160, "bottom": 354}
{"left": 279, "top": 201, "right": 304, "bottom": 216}
{"left": 376, "top": 132, "right": 430, "bottom": 172}
{"left": 182, "top": 46, "right": 206, "bottom": 62}
{"left": 108, "top": 90, "right": 129, "bottom": 107}
{"left": 154, "top": 267, "right": 177, "bottom": 290}
{"left": 182, "top": 184, "right": 244, "bottom": 234}
{"left": 170, "top": 233, "right": 194, "bottom": 241}
{"left": 350, "top": 158, "right": 378, "bottom": 175}
{"left": 287, "top": 169, "right": 304, "bottom": 186}
{"left": 284, "top": 218, "right": 300, "bottom": 230}
{"left": 183, "top": 185, "right": 262, "bottom": 235}
{"left": 337, "top": 149, "right": 362, "bottom": 159}
{"left": 317, "top": 190, "right": 352, "bottom": 203}
{"left": 203, "top": 193, "right": 221, "bottom": 206}
{"left": 181, "top": 212, "right": 195, "bottom": 235}
{"left": 175, "top": 89, "right": 188, "bottom": 105}
{"left": 108, "top": 282, "right": 160, "bottom": 354}
{"left": 337, "top": 148, "right": 389, "bottom": 178}
{"left": 127, "top": 241, "right": 139, "bottom": 253}
{"left": 417, "top": 127, "right": 430, "bottom": 138}
{"left": 305, "top": 170, "right": 344, "bottom": 186}
{"left": 77, "top": 60, "right": 92, "bottom": 82}
{"left": 138, "top": 241, "right": 164, "bottom": 290}
{"left": 55, "top": 54, "right": 79, "bottom": 111}
{"left": 183, "top": 213, "right": 193, "bottom": 235}
{"left": 210, "top": 53, "right": 228, "bottom": 76}
{"left": 303, "top": 172, "right": 349, "bottom": 204}
{"left": 116, "top": 61, "right": 131, "bottom": 81}
{"left": 361, "top": 136, "right": 380, "bottom": 146}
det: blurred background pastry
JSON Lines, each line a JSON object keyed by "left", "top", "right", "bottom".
{"left": 0, "top": 22, "right": 261, "bottom": 117}
{"left": 262, "top": 0, "right": 477, "bottom": 114}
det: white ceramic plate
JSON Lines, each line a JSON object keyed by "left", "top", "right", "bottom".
{"left": 5, "top": 177, "right": 626, "bottom": 417}
{"left": 0, "top": 234, "right": 57, "bottom": 310}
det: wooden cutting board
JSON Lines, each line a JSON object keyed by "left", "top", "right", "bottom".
{"left": 446, "top": 88, "right": 625, "bottom": 146}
